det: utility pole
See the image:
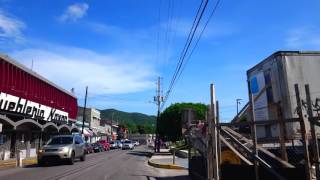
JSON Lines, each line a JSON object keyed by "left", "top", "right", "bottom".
{"left": 82, "top": 86, "right": 88, "bottom": 134}
{"left": 154, "top": 77, "right": 162, "bottom": 153}
{"left": 209, "top": 84, "right": 219, "bottom": 180}
{"left": 31, "top": 59, "right": 34, "bottom": 71}
{"left": 236, "top": 98, "right": 242, "bottom": 115}
{"left": 111, "top": 112, "right": 114, "bottom": 140}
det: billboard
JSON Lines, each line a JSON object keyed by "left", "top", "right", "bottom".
{"left": 0, "top": 91, "right": 68, "bottom": 123}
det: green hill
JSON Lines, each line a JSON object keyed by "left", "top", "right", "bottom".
{"left": 100, "top": 109, "right": 156, "bottom": 126}
{"left": 100, "top": 109, "right": 156, "bottom": 134}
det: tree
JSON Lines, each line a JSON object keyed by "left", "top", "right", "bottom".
{"left": 158, "top": 102, "right": 208, "bottom": 141}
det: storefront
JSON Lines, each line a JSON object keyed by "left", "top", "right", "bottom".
{"left": 0, "top": 54, "right": 79, "bottom": 160}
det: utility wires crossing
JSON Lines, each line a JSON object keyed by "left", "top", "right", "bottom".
{"left": 161, "top": 0, "right": 221, "bottom": 111}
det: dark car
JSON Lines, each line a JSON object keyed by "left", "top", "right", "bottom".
{"left": 92, "top": 143, "right": 104, "bottom": 153}
{"left": 84, "top": 143, "right": 94, "bottom": 154}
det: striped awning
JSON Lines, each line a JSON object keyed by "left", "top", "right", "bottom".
{"left": 83, "top": 128, "right": 94, "bottom": 137}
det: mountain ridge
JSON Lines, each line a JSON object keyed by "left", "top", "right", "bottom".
{"left": 99, "top": 108, "right": 156, "bottom": 126}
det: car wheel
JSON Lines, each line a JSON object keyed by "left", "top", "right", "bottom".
{"left": 38, "top": 159, "right": 45, "bottom": 167}
{"left": 80, "top": 153, "right": 86, "bottom": 161}
{"left": 68, "top": 151, "right": 75, "bottom": 165}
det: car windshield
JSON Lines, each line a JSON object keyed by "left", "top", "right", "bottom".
{"left": 47, "top": 137, "right": 73, "bottom": 145}
{"left": 124, "top": 141, "right": 131, "bottom": 143}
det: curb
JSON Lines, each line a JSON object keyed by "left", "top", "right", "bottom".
{"left": 0, "top": 158, "right": 37, "bottom": 170}
{"left": 148, "top": 159, "right": 187, "bottom": 170}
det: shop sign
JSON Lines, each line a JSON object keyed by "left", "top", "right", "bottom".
{"left": 0, "top": 92, "right": 68, "bottom": 123}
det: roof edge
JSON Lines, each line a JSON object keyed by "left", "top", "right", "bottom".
{"left": 247, "top": 51, "right": 320, "bottom": 75}
{"left": 0, "top": 53, "right": 77, "bottom": 99}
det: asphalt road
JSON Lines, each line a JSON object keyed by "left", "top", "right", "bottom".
{"left": 0, "top": 146, "right": 189, "bottom": 180}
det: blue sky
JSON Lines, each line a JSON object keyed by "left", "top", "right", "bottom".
{"left": 0, "top": 0, "right": 320, "bottom": 121}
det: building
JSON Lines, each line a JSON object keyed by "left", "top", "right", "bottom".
{"left": 77, "top": 107, "right": 107, "bottom": 142}
{"left": 0, "top": 54, "right": 79, "bottom": 160}
{"left": 100, "top": 120, "right": 119, "bottom": 140}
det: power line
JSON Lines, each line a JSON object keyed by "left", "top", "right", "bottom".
{"left": 166, "top": 0, "right": 206, "bottom": 93}
{"left": 174, "top": 0, "right": 221, "bottom": 87}
{"left": 163, "top": 0, "right": 207, "bottom": 106}
{"left": 161, "top": 0, "right": 210, "bottom": 110}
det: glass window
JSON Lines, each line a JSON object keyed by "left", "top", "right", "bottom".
{"left": 75, "top": 136, "right": 83, "bottom": 144}
{"left": 264, "top": 71, "right": 274, "bottom": 103}
{"left": 0, "top": 134, "right": 6, "bottom": 145}
{"left": 47, "top": 136, "right": 73, "bottom": 145}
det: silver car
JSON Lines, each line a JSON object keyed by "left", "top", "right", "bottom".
{"left": 37, "top": 135, "right": 86, "bottom": 166}
{"left": 122, "top": 140, "right": 134, "bottom": 150}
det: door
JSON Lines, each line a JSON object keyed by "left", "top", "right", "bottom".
{"left": 74, "top": 136, "right": 83, "bottom": 157}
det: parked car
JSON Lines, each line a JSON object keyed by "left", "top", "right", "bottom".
{"left": 133, "top": 141, "right": 140, "bottom": 146}
{"left": 92, "top": 143, "right": 104, "bottom": 153}
{"left": 84, "top": 143, "right": 94, "bottom": 154}
{"left": 122, "top": 140, "right": 134, "bottom": 150}
{"left": 97, "top": 140, "right": 110, "bottom": 151}
{"left": 109, "top": 141, "right": 118, "bottom": 149}
{"left": 116, "top": 140, "right": 122, "bottom": 148}
{"left": 37, "top": 135, "right": 85, "bottom": 166}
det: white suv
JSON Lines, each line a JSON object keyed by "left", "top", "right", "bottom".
{"left": 37, "top": 135, "right": 86, "bottom": 166}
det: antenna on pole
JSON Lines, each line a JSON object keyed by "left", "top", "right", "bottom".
{"left": 82, "top": 86, "right": 88, "bottom": 135}
{"left": 31, "top": 59, "right": 34, "bottom": 71}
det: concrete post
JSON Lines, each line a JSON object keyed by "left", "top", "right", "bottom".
{"left": 173, "top": 148, "right": 176, "bottom": 164}
{"left": 26, "top": 132, "right": 31, "bottom": 158}
{"left": 16, "top": 150, "right": 22, "bottom": 167}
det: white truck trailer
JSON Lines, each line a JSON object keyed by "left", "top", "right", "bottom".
{"left": 247, "top": 51, "right": 320, "bottom": 140}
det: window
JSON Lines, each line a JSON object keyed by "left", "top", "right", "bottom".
{"left": 75, "top": 136, "right": 83, "bottom": 144}
{"left": 0, "top": 134, "right": 7, "bottom": 145}
{"left": 264, "top": 71, "right": 274, "bottom": 103}
{"left": 47, "top": 136, "right": 73, "bottom": 145}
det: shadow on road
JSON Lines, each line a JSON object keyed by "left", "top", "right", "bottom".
{"left": 130, "top": 174, "right": 190, "bottom": 180}
{"left": 24, "top": 164, "right": 40, "bottom": 168}
{"left": 146, "top": 175, "right": 190, "bottom": 180}
{"left": 24, "top": 160, "right": 82, "bottom": 168}
{"left": 127, "top": 151, "right": 152, "bottom": 157}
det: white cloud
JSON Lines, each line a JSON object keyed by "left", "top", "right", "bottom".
{"left": 10, "top": 46, "right": 156, "bottom": 97}
{"left": 59, "top": 3, "right": 89, "bottom": 22}
{"left": 0, "top": 10, "right": 25, "bottom": 42}
{"left": 286, "top": 27, "right": 320, "bottom": 48}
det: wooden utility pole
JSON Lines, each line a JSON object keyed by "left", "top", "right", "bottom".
{"left": 206, "top": 110, "right": 212, "bottom": 180}
{"left": 216, "top": 101, "right": 221, "bottom": 177}
{"left": 305, "top": 84, "right": 320, "bottom": 180}
{"left": 294, "top": 84, "right": 312, "bottom": 180}
{"left": 186, "top": 109, "right": 193, "bottom": 177}
{"left": 277, "top": 103, "right": 288, "bottom": 162}
{"left": 82, "top": 86, "right": 88, "bottom": 134}
{"left": 209, "top": 84, "right": 219, "bottom": 180}
{"left": 248, "top": 81, "right": 259, "bottom": 180}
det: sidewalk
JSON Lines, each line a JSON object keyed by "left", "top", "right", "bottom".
{"left": 0, "top": 158, "right": 37, "bottom": 169}
{"left": 148, "top": 149, "right": 188, "bottom": 170}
